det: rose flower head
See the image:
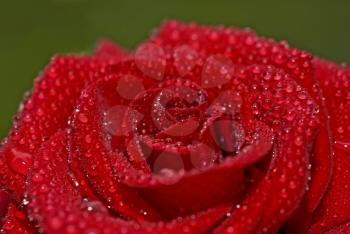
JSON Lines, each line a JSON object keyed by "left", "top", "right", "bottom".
{"left": 0, "top": 20, "right": 349, "bottom": 234}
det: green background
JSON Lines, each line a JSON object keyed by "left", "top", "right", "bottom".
{"left": 1, "top": 0, "right": 350, "bottom": 138}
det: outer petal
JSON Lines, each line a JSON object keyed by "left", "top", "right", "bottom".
{"left": 70, "top": 61, "right": 162, "bottom": 222}
{"left": 26, "top": 130, "right": 230, "bottom": 234}
{"left": 0, "top": 43, "right": 126, "bottom": 233}
{"left": 305, "top": 59, "right": 350, "bottom": 233}
{"left": 0, "top": 189, "right": 11, "bottom": 222}
{"left": 0, "top": 56, "right": 98, "bottom": 197}
{"left": 1, "top": 204, "right": 35, "bottom": 234}
{"left": 324, "top": 219, "right": 350, "bottom": 234}
{"left": 95, "top": 39, "right": 128, "bottom": 61}
{"left": 0, "top": 41, "right": 126, "bottom": 198}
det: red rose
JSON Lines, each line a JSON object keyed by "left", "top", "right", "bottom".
{"left": 0, "top": 21, "right": 349, "bottom": 234}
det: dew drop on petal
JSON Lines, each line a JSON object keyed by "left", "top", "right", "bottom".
{"left": 334, "top": 141, "right": 350, "bottom": 153}
{"left": 32, "top": 173, "right": 44, "bottom": 183}
{"left": 209, "top": 120, "right": 245, "bottom": 153}
{"left": 135, "top": 43, "right": 166, "bottom": 81}
{"left": 337, "top": 126, "right": 345, "bottom": 134}
{"left": 104, "top": 105, "right": 128, "bottom": 136}
{"left": 173, "top": 45, "right": 200, "bottom": 76}
{"left": 116, "top": 75, "right": 145, "bottom": 100}
{"left": 202, "top": 55, "right": 234, "bottom": 88}
{"left": 2, "top": 221, "right": 15, "bottom": 231}
{"left": 22, "top": 199, "right": 29, "bottom": 206}
{"left": 9, "top": 148, "right": 32, "bottom": 175}
{"left": 78, "top": 113, "right": 89, "bottom": 123}
{"left": 153, "top": 151, "right": 184, "bottom": 174}
{"left": 49, "top": 217, "right": 63, "bottom": 230}
{"left": 82, "top": 200, "right": 108, "bottom": 214}
{"left": 294, "top": 136, "right": 304, "bottom": 146}
{"left": 190, "top": 144, "right": 217, "bottom": 169}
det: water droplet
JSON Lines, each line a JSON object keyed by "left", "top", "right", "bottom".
{"left": 32, "top": 173, "right": 44, "bottom": 182}
{"left": 285, "top": 111, "right": 295, "bottom": 121}
{"left": 22, "top": 199, "right": 29, "bottom": 205}
{"left": 104, "top": 105, "right": 143, "bottom": 136}
{"left": 334, "top": 141, "right": 350, "bottom": 153}
{"left": 157, "top": 168, "right": 177, "bottom": 177}
{"left": 280, "top": 189, "right": 288, "bottom": 198}
{"left": 173, "top": 45, "right": 199, "bottom": 76}
{"left": 279, "top": 174, "right": 286, "bottom": 183}
{"left": 226, "top": 226, "right": 235, "bottom": 233}
{"left": 209, "top": 120, "right": 245, "bottom": 153}
{"left": 190, "top": 144, "right": 217, "bottom": 169}
{"left": 202, "top": 55, "right": 234, "bottom": 88}
{"left": 39, "top": 184, "right": 49, "bottom": 193}
{"left": 116, "top": 75, "right": 145, "bottom": 100}
{"left": 83, "top": 200, "right": 108, "bottom": 214}
{"left": 85, "top": 134, "right": 92, "bottom": 144}
{"left": 289, "top": 180, "right": 297, "bottom": 189}
{"left": 294, "top": 136, "right": 304, "bottom": 146}
{"left": 49, "top": 217, "right": 63, "bottom": 230}
{"left": 135, "top": 43, "right": 166, "bottom": 81}
{"left": 9, "top": 148, "right": 32, "bottom": 175}
{"left": 337, "top": 126, "right": 344, "bottom": 134}
{"left": 3, "top": 220, "right": 14, "bottom": 230}
{"left": 78, "top": 113, "right": 88, "bottom": 123}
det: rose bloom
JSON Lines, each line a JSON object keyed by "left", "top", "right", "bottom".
{"left": 0, "top": 21, "right": 349, "bottom": 234}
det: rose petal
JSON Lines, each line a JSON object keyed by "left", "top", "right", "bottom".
{"left": 323, "top": 219, "right": 350, "bottom": 234}
{"left": 70, "top": 73, "right": 161, "bottom": 222}
{"left": 126, "top": 121, "right": 273, "bottom": 219}
{"left": 304, "top": 59, "right": 350, "bottom": 233}
{"left": 123, "top": 63, "right": 317, "bottom": 233}
{"left": 0, "top": 55, "right": 114, "bottom": 198}
{"left": 134, "top": 43, "right": 166, "bottom": 81}
{"left": 95, "top": 39, "right": 128, "bottom": 61}
{"left": 0, "top": 189, "right": 11, "bottom": 221}
{"left": 123, "top": 78, "right": 210, "bottom": 172}
{"left": 1, "top": 204, "right": 35, "bottom": 234}
{"left": 173, "top": 45, "right": 200, "bottom": 76}
{"left": 26, "top": 130, "right": 233, "bottom": 234}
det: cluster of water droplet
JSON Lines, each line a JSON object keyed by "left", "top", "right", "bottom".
{"left": 1, "top": 20, "right": 349, "bottom": 234}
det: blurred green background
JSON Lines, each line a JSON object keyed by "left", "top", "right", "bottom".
{"left": 1, "top": 0, "right": 349, "bottom": 138}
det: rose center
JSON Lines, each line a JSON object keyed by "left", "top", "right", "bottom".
{"left": 111, "top": 79, "right": 250, "bottom": 175}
